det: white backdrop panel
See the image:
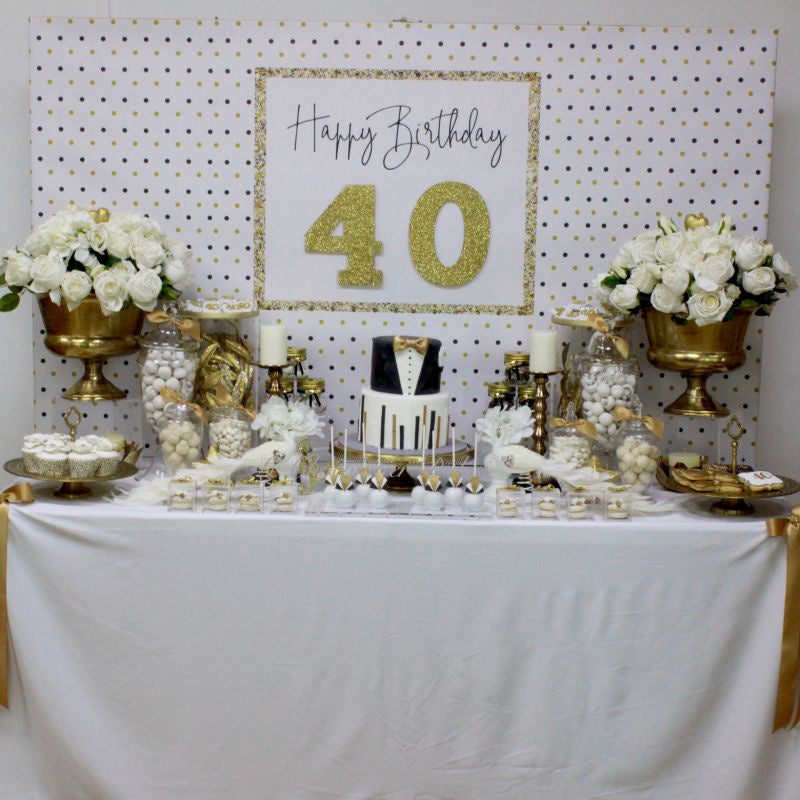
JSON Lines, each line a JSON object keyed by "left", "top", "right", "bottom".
{"left": 28, "top": 19, "right": 776, "bottom": 463}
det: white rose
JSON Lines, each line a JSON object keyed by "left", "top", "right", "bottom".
{"left": 93, "top": 269, "right": 129, "bottom": 315}
{"left": 105, "top": 226, "right": 132, "bottom": 260}
{"left": 23, "top": 229, "right": 49, "bottom": 257}
{"left": 60, "top": 270, "right": 93, "bottom": 311}
{"left": 164, "top": 259, "right": 193, "bottom": 292}
{"left": 3, "top": 250, "right": 33, "bottom": 287}
{"left": 772, "top": 253, "right": 798, "bottom": 291}
{"left": 687, "top": 289, "right": 733, "bottom": 327}
{"left": 29, "top": 252, "right": 67, "bottom": 293}
{"left": 693, "top": 254, "right": 735, "bottom": 292}
{"left": 627, "top": 234, "right": 657, "bottom": 265}
{"left": 696, "top": 233, "right": 732, "bottom": 257}
{"left": 129, "top": 233, "right": 165, "bottom": 270}
{"left": 650, "top": 284, "right": 686, "bottom": 314}
{"left": 167, "top": 240, "right": 191, "bottom": 264}
{"left": 87, "top": 224, "right": 108, "bottom": 253}
{"left": 629, "top": 265, "right": 657, "bottom": 294}
{"left": 128, "top": 268, "right": 163, "bottom": 311}
{"left": 675, "top": 248, "right": 704, "bottom": 276}
{"left": 735, "top": 236, "right": 769, "bottom": 271}
{"left": 112, "top": 260, "right": 137, "bottom": 282}
{"left": 662, "top": 264, "right": 691, "bottom": 295}
{"left": 726, "top": 284, "right": 741, "bottom": 302}
{"left": 654, "top": 233, "right": 685, "bottom": 265}
{"left": 608, "top": 283, "right": 640, "bottom": 311}
{"left": 742, "top": 266, "right": 776, "bottom": 296}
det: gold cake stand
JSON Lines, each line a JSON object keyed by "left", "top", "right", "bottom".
{"left": 4, "top": 458, "right": 138, "bottom": 500}
{"left": 656, "top": 462, "right": 800, "bottom": 516}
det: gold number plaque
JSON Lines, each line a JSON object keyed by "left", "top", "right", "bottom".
{"left": 408, "top": 181, "right": 491, "bottom": 287}
{"left": 304, "top": 184, "right": 384, "bottom": 288}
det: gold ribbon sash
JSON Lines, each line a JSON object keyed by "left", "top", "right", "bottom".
{"left": 0, "top": 482, "right": 34, "bottom": 708}
{"left": 146, "top": 310, "right": 201, "bottom": 341}
{"left": 159, "top": 388, "right": 208, "bottom": 424}
{"left": 392, "top": 335, "right": 429, "bottom": 356}
{"left": 766, "top": 505, "right": 800, "bottom": 730}
{"left": 551, "top": 417, "right": 598, "bottom": 440}
{"left": 612, "top": 406, "right": 665, "bottom": 439}
{"left": 586, "top": 312, "right": 630, "bottom": 359}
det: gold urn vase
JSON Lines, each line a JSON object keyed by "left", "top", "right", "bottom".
{"left": 643, "top": 307, "right": 752, "bottom": 417}
{"left": 38, "top": 296, "right": 145, "bottom": 402}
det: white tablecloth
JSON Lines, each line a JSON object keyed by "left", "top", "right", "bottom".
{"left": 1, "top": 489, "right": 798, "bottom": 799}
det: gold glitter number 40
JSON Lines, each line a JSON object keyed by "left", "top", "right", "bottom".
{"left": 409, "top": 182, "right": 490, "bottom": 287}
{"left": 305, "top": 181, "right": 490, "bottom": 289}
{"left": 304, "top": 184, "right": 384, "bottom": 288}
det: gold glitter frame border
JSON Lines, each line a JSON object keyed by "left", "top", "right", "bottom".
{"left": 254, "top": 67, "right": 540, "bottom": 315}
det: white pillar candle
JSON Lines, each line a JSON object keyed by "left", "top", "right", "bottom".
{"left": 530, "top": 329, "right": 558, "bottom": 373}
{"left": 259, "top": 324, "right": 287, "bottom": 366}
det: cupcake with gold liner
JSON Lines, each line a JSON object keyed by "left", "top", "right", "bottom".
{"left": 37, "top": 450, "right": 69, "bottom": 477}
{"left": 91, "top": 435, "right": 124, "bottom": 476}
{"left": 67, "top": 438, "right": 100, "bottom": 478}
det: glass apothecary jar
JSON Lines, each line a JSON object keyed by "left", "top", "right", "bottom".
{"left": 139, "top": 305, "right": 200, "bottom": 434}
{"left": 157, "top": 401, "right": 205, "bottom": 474}
{"left": 487, "top": 382, "right": 515, "bottom": 410}
{"left": 612, "top": 399, "right": 661, "bottom": 490}
{"left": 208, "top": 406, "right": 253, "bottom": 459}
{"left": 574, "top": 324, "right": 638, "bottom": 449}
{"left": 549, "top": 402, "right": 594, "bottom": 468}
{"left": 504, "top": 351, "right": 530, "bottom": 387}
{"left": 287, "top": 346, "right": 307, "bottom": 378}
{"left": 297, "top": 377, "right": 326, "bottom": 412}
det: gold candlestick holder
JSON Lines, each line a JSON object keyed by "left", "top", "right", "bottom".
{"left": 530, "top": 370, "right": 562, "bottom": 487}
{"left": 252, "top": 362, "right": 291, "bottom": 400}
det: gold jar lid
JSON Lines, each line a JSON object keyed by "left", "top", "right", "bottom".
{"left": 287, "top": 346, "right": 307, "bottom": 364}
{"left": 504, "top": 351, "right": 530, "bottom": 367}
{"left": 207, "top": 478, "right": 229, "bottom": 486}
{"left": 487, "top": 382, "right": 513, "bottom": 398}
{"left": 298, "top": 377, "right": 325, "bottom": 394}
{"left": 517, "top": 386, "right": 536, "bottom": 401}
{"left": 280, "top": 375, "right": 295, "bottom": 392}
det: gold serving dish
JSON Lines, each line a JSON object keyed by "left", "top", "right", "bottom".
{"left": 656, "top": 459, "right": 800, "bottom": 516}
{"left": 4, "top": 458, "right": 138, "bottom": 500}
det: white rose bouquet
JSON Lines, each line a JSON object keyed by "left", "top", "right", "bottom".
{"left": 597, "top": 215, "right": 795, "bottom": 326}
{"left": 0, "top": 206, "right": 193, "bottom": 315}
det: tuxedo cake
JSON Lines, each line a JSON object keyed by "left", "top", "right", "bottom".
{"left": 358, "top": 335, "right": 449, "bottom": 451}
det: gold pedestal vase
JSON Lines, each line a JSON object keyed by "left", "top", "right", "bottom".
{"left": 643, "top": 307, "right": 752, "bottom": 418}
{"left": 38, "top": 296, "right": 144, "bottom": 402}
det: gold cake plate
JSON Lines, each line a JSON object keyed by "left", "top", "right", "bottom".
{"left": 656, "top": 461, "right": 800, "bottom": 516}
{"left": 4, "top": 458, "right": 138, "bottom": 500}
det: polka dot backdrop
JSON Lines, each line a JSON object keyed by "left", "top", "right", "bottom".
{"left": 28, "top": 18, "right": 776, "bottom": 463}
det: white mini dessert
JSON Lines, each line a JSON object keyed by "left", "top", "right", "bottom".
{"left": 410, "top": 471, "right": 428, "bottom": 505}
{"left": 462, "top": 476, "right": 485, "bottom": 512}
{"left": 368, "top": 471, "right": 390, "bottom": 508}
{"left": 444, "top": 471, "right": 465, "bottom": 507}
{"left": 497, "top": 496, "right": 520, "bottom": 518}
{"left": 68, "top": 451, "right": 100, "bottom": 478}
{"left": 606, "top": 498, "right": 630, "bottom": 519}
{"left": 567, "top": 497, "right": 590, "bottom": 519}
{"left": 274, "top": 491, "right": 296, "bottom": 512}
{"left": 536, "top": 497, "right": 558, "bottom": 519}
{"left": 204, "top": 490, "right": 229, "bottom": 512}
{"left": 354, "top": 467, "right": 373, "bottom": 503}
{"left": 37, "top": 451, "right": 68, "bottom": 477}
{"left": 170, "top": 490, "right": 195, "bottom": 511}
{"left": 423, "top": 474, "right": 444, "bottom": 510}
{"left": 237, "top": 492, "right": 262, "bottom": 512}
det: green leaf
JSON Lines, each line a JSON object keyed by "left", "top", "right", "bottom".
{"left": 755, "top": 307, "right": 771, "bottom": 317}
{"left": 600, "top": 275, "right": 620, "bottom": 289}
{"left": 160, "top": 284, "right": 180, "bottom": 301}
{"left": 670, "top": 314, "right": 690, "bottom": 326}
{"left": 0, "top": 292, "right": 21, "bottom": 312}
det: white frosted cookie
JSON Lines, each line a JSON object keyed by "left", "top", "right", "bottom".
{"left": 737, "top": 471, "right": 784, "bottom": 492}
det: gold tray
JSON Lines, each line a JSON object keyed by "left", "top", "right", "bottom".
{"left": 656, "top": 460, "right": 800, "bottom": 516}
{"left": 4, "top": 458, "right": 138, "bottom": 500}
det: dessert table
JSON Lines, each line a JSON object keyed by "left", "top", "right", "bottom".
{"left": 1, "top": 486, "right": 798, "bottom": 799}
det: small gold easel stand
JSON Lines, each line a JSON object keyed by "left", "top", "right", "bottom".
{"left": 711, "top": 415, "right": 749, "bottom": 516}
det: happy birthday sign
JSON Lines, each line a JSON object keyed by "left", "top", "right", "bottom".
{"left": 255, "top": 68, "right": 540, "bottom": 313}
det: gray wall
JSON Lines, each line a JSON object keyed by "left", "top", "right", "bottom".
{"left": 2, "top": 0, "right": 798, "bottom": 474}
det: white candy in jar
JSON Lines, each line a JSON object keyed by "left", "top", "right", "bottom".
{"left": 158, "top": 420, "right": 203, "bottom": 471}
{"left": 615, "top": 436, "right": 660, "bottom": 488}
{"left": 209, "top": 416, "right": 251, "bottom": 458}
{"left": 580, "top": 366, "right": 636, "bottom": 444}
{"left": 141, "top": 346, "right": 198, "bottom": 430}
{"left": 549, "top": 434, "right": 592, "bottom": 467}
